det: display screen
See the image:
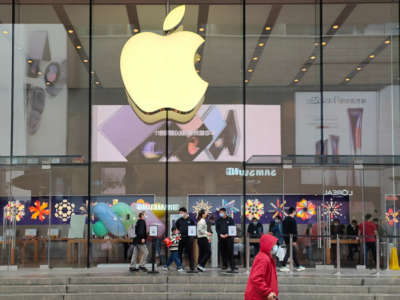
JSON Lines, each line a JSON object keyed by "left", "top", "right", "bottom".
{"left": 92, "top": 104, "right": 281, "bottom": 162}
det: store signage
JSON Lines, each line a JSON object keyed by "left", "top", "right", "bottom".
{"left": 136, "top": 203, "right": 179, "bottom": 211}
{"left": 120, "top": 5, "right": 208, "bottom": 123}
{"left": 324, "top": 189, "right": 353, "bottom": 196}
{"left": 225, "top": 168, "right": 277, "bottom": 177}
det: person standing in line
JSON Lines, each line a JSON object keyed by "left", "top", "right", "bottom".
{"left": 197, "top": 209, "right": 212, "bottom": 272}
{"left": 162, "top": 226, "right": 185, "bottom": 272}
{"left": 245, "top": 234, "right": 279, "bottom": 300}
{"left": 248, "top": 217, "right": 264, "bottom": 256}
{"left": 216, "top": 207, "right": 237, "bottom": 273}
{"left": 280, "top": 207, "right": 305, "bottom": 272}
{"left": 129, "top": 212, "right": 148, "bottom": 272}
{"left": 359, "top": 214, "right": 378, "bottom": 268}
{"left": 175, "top": 207, "right": 197, "bottom": 273}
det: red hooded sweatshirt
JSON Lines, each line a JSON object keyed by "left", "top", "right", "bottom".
{"left": 244, "top": 234, "right": 278, "bottom": 300}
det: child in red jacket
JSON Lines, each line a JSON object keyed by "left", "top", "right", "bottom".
{"left": 245, "top": 234, "right": 279, "bottom": 300}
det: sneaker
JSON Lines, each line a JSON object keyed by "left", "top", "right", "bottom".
{"left": 177, "top": 268, "right": 185, "bottom": 273}
{"left": 162, "top": 266, "right": 168, "bottom": 271}
{"left": 139, "top": 266, "right": 148, "bottom": 272}
{"left": 221, "top": 266, "right": 228, "bottom": 270}
{"left": 280, "top": 266, "right": 290, "bottom": 272}
{"left": 226, "top": 270, "right": 238, "bottom": 274}
{"left": 197, "top": 265, "right": 205, "bottom": 272}
{"left": 186, "top": 269, "right": 198, "bottom": 273}
{"left": 129, "top": 267, "right": 139, "bottom": 272}
{"left": 296, "top": 266, "right": 305, "bottom": 272}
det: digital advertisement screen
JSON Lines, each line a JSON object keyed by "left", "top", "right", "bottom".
{"left": 92, "top": 105, "right": 281, "bottom": 162}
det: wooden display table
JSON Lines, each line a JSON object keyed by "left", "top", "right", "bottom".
{"left": 325, "top": 239, "right": 361, "bottom": 265}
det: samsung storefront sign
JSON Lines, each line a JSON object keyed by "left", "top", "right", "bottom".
{"left": 225, "top": 168, "right": 277, "bottom": 177}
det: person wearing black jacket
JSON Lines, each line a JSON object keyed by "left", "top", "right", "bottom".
{"left": 281, "top": 207, "right": 305, "bottom": 272}
{"left": 175, "top": 207, "right": 196, "bottom": 273}
{"left": 347, "top": 219, "right": 359, "bottom": 261}
{"left": 130, "top": 212, "right": 148, "bottom": 272}
{"left": 216, "top": 208, "right": 237, "bottom": 273}
{"left": 247, "top": 217, "right": 263, "bottom": 256}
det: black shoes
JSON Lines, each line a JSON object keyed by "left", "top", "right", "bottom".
{"left": 187, "top": 269, "right": 198, "bottom": 273}
{"left": 221, "top": 266, "right": 228, "bottom": 270}
{"left": 129, "top": 267, "right": 139, "bottom": 272}
{"left": 226, "top": 270, "right": 238, "bottom": 274}
{"left": 139, "top": 266, "right": 148, "bottom": 272}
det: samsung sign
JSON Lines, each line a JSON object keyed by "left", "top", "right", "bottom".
{"left": 226, "top": 168, "right": 277, "bottom": 177}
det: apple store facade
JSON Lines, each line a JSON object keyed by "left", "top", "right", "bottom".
{"left": 0, "top": 0, "right": 399, "bottom": 270}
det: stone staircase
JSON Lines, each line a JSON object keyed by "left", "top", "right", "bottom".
{"left": 0, "top": 270, "right": 399, "bottom": 300}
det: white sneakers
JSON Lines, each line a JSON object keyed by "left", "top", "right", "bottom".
{"left": 197, "top": 265, "right": 206, "bottom": 272}
{"left": 280, "top": 266, "right": 305, "bottom": 272}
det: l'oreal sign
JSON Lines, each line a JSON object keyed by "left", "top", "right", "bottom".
{"left": 324, "top": 189, "right": 353, "bottom": 196}
{"left": 225, "top": 168, "right": 277, "bottom": 177}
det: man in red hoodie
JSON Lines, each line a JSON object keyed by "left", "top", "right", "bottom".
{"left": 245, "top": 234, "right": 279, "bottom": 300}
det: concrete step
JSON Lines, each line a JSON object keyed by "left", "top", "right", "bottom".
{"left": 0, "top": 293, "right": 398, "bottom": 300}
{"left": 0, "top": 285, "right": 66, "bottom": 294}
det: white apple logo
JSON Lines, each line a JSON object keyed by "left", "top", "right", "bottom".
{"left": 120, "top": 5, "right": 208, "bottom": 124}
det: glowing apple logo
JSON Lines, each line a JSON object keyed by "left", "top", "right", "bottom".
{"left": 120, "top": 5, "right": 208, "bottom": 124}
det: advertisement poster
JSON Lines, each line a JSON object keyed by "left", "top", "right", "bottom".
{"left": 295, "top": 92, "right": 378, "bottom": 156}
{"left": 188, "top": 195, "right": 242, "bottom": 223}
{"left": 245, "top": 194, "right": 350, "bottom": 224}
{"left": 92, "top": 104, "right": 281, "bottom": 162}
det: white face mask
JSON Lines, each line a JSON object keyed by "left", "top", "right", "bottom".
{"left": 271, "top": 245, "right": 278, "bottom": 255}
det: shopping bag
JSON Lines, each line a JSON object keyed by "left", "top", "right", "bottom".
{"left": 163, "top": 237, "right": 173, "bottom": 248}
{"left": 276, "top": 246, "right": 286, "bottom": 262}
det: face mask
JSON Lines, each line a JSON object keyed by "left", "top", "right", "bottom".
{"left": 253, "top": 222, "right": 258, "bottom": 225}
{"left": 271, "top": 245, "right": 278, "bottom": 255}
{"left": 219, "top": 213, "right": 225, "bottom": 218}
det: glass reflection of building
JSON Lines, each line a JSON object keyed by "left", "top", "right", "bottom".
{"left": 0, "top": 0, "right": 399, "bottom": 270}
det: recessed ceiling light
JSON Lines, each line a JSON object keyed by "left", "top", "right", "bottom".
{"left": 244, "top": 79, "right": 249, "bottom": 83}
{"left": 27, "top": 59, "right": 33, "bottom": 64}
{"left": 248, "top": 69, "right": 253, "bottom": 73}
{"left": 369, "top": 54, "right": 375, "bottom": 59}
{"left": 356, "top": 66, "right": 362, "bottom": 71}
{"left": 265, "top": 26, "right": 271, "bottom": 31}
{"left": 345, "top": 77, "right": 351, "bottom": 82}
{"left": 332, "top": 25, "right": 339, "bottom": 30}
{"left": 83, "top": 59, "right": 88, "bottom": 63}
{"left": 385, "top": 40, "right": 391, "bottom": 45}
{"left": 301, "top": 67, "right": 307, "bottom": 72}
{"left": 95, "top": 81, "right": 100, "bottom": 85}
{"left": 45, "top": 81, "right": 51, "bottom": 86}
{"left": 252, "top": 57, "right": 258, "bottom": 61}
{"left": 68, "top": 29, "right": 74, "bottom": 34}
{"left": 321, "top": 41, "right": 327, "bottom": 46}
{"left": 314, "top": 42, "right": 319, "bottom": 46}
{"left": 133, "top": 28, "right": 139, "bottom": 33}
{"left": 310, "top": 56, "right": 316, "bottom": 60}
{"left": 294, "top": 79, "right": 299, "bottom": 83}
{"left": 258, "top": 42, "right": 265, "bottom": 47}
{"left": 3, "top": 30, "right": 8, "bottom": 35}
{"left": 199, "top": 27, "right": 205, "bottom": 32}
{"left": 37, "top": 71, "right": 42, "bottom": 75}
{"left": 76, "top": 45, "right": 82, "bottom": 49}
{"left": 91, "top": 71, "right": 95, "bottom": 74}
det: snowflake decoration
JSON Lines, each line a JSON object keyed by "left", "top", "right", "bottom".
{"left": 192, "top": 199, "right": 213, "bottom": 217}
{"left": 29, "top": 200, "right": 50, "bottom": 222}
{"left": 54, "top": 199, "right": 75, "bottom": 222}
{"left": 385, "top": 208, "right": 399, "bottom": 227}
{"left": 296, "top": 198, "right": 316, "bottom": 221}
{"left": 217, "top": 199, "right": 240, "bottom": 219}
{"left": 245, "top": 199, "right": 264, "bottom": 221}
{"left": 269, "top": 198, "right": 288, "bottom": 219}
{"left": 322, "top": 198, "right": 343, "bottom": 221}
{"left": 5, "top": 200, "right": 25, "bottom": 222}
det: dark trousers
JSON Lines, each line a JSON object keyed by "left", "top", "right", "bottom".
{"left": 178, "top": 237, "right": 194, "bottom": 270}
{"left": 166, "top": 250, "right": 182, "bottom": 269}
{"left": 219, "top": 237, "right": 235, "bottom": 270}
{"left": 198, "top": 237, "right": 211, "bottom": 267}
{"left": 365, "top": 242, "right": 376, "bottom": 266}
{"left": 251, "top": 243, "right": 260, "bottom": 256}
{"left": 283, "top": 242, "right": 300, "bottom": 268}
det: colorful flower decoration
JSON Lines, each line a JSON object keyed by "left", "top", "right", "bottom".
{"left": 29, "top": 200, "right": 50, "bottom": 221}
{"left": 296, "top": 198, "right": 316, "bottom": 221}
{"left": 192, "top": 199, "right": 213, "bottom": 217}
{"left": 54, "top": 199, "right": 75, "bottom": 222}
{"left": 218, "top": 199, "right": 240, "bottom": 219}
{"left": 322, "top": 198, "right": 343, "bottom": 221}
{"left": 269, "top": 198, "right": 287, "bottom": 219}
{"left": 245, "top": 199, "right": 264, "bottom": 221}
{"left": 385, "top": 208, "right": 399, "bottom": 227}
{"left": 5, "top": 200, "right": 25, "bottom": 222}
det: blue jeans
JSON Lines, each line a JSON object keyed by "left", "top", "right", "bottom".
{"left": 166, "top": 251, "right": 182, "bottom": 269}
